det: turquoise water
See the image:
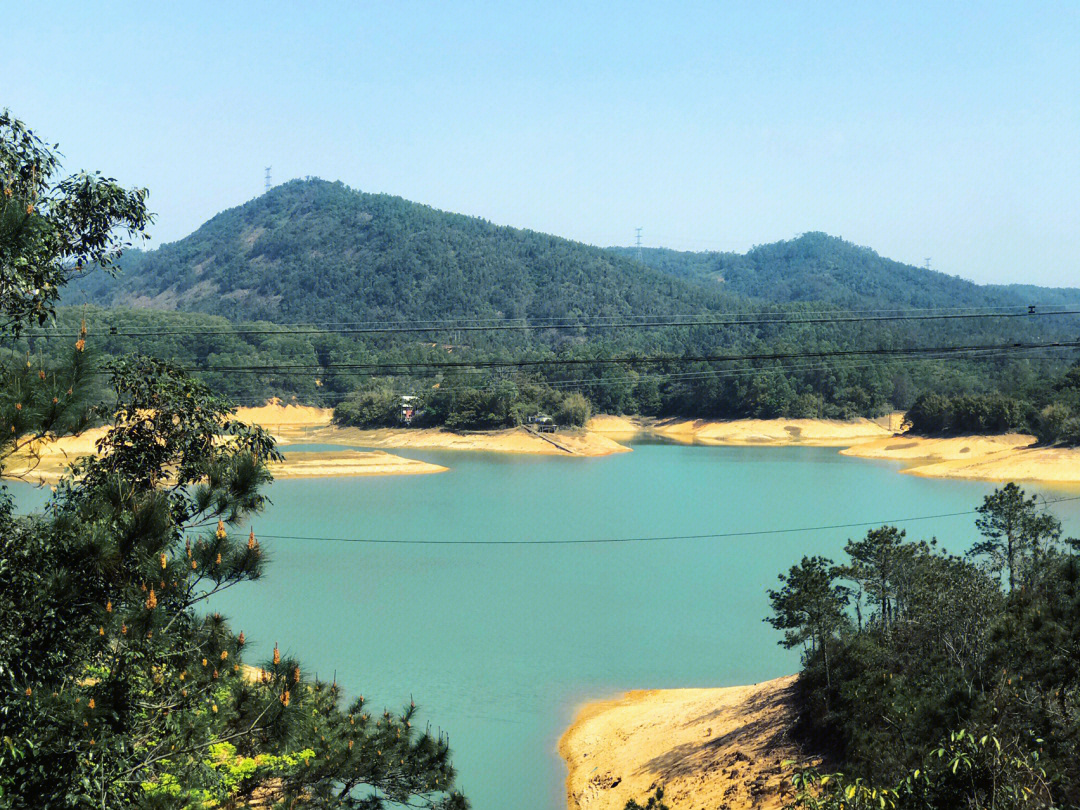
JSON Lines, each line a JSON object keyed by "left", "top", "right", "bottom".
{"left": 9, "top": 443, "right": 1080, "bottom": 809}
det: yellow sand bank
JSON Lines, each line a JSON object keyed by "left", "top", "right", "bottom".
{"left": 235, "top": 404, "right": 632, "bottom": 457}
{"left": 269, "top": 449, "right": 445, "bottom": 478}
{"left": 585, "top": 415, "right": 646, "bottom": 436}
{"left": 273, "top": 424, "right": 633, "bottom": 457}
{"left": 842, "top": 434, "right": 1080, "bottom": 484}
{"left": 5, "top": 427, "right": 111, "bottom": 483}
{"left": 13, "top": 403, "right": 1079, "bottom": 485}
{"left": 6, "top": 427, "right": 446, "bottom": 483}
{"left": 650, "top": 416, "right": 894, "bottom": 446}
{"left": 560, "top": 675, "right": 807, "bottom": 810}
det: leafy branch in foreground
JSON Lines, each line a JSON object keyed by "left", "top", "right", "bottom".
{"left": 0, "top": 109, "right": 151, "bottom": 334}
{"left": 785, "top": 729, "right": 1054, "bottom": 809}
{"left": 0, "top": 111, "right": 467, "bottom": 809}
{"left": 1, "top": 357, "right": 467, "bottom": 808}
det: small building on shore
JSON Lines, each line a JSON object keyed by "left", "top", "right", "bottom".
{"left": 400, "top": 396, "right": 419, "bottom": 425}
{"left": 529, "top": 414, "right": 558, "bottom": 433}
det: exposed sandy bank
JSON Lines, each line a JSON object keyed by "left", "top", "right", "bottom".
{"left": 6, "top": 427, "right": 111, "bottom": 484}
{"left": 275, "top": 424, "right": 633, "bottom": 457}
{"left": 235, "top": 403, "right": 632, "bottom": 457}
{"left": 650, "top": 417, "right": 894, "bottom": 447}
{"left": 6, "top": 405, "right": 628, "bottom": 484}
{"left": 842, "top": 434, "right": 1080, "bottom": 485}
{"left": 234, "top": 401, "right": 334, "bottom": 429}
{"left": 6, "top": 427, "right": 445, "bottom": 484}
{"left": 269, "top": 449, "right": 446, "bottom": 478}
{"left": 560, "top": 675, "right": 807, "bottom": 810}
{"left": 586, "top": 415, "right": 647, "bottom": 436}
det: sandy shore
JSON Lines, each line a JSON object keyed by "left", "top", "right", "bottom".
{"left": 4, "top": 405, "right": 628, "bottom": 483}
{"left": 10, "top": 403, "right": 1079, "bottom": 485}
{"left": 266, "top": 422, "right": 633, "bottom": 458}
{"left": 4, "top": 418, "right": 447, "bottom": 484}
{"left": 268, "top": 449, "right": 446, "bottom": 478}
{"left": 841, "top": 434, "right": 1080, "bottom": 485}
{"left": 647, "top": 416, "right": 896, "bottom": 447}
{"left": 560, "top": 675, "right": 808, "bottom": 810}
{"left": 237, "top": 403, "right": 631, "bottom": 458}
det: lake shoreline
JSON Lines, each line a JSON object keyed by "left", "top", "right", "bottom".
{"left": 559, "top": 675, "right": 809, "bottom": 810}
{"left": 9, "top": 404, "right": 1079, "bottom": 486}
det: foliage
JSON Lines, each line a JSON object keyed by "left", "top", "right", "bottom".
{"left": 786, "top": 729, "right": 1054, "bottom": 809}
{"left": 624, "top": 786, "right": 669, "bottom": 810}
{"left": 333, "top": 385, "right": 402, "bottom": 428}
{"left": 334, "top": 376, "right": 591, "bottom": 430}
{"left": 970, "top": 484, "right": 1061, "bottom": 593}
{"left": 57, "top": 179, "right": 1080, "bottom": 426}
{"left": 615, "top": 235, "right": 1080, "bottom": 312}
{"left": 903, "top": 392, "right": 1028, "bottom": 436}
{"left": 0, "top": 110, "right": 150, "bottom": 334}
{"left": 0, "top": 113, "right": 466, "bottom": 809}
{"left": 766, "top": 557, "right": 849, "bottom": 688}
{"left": 768, "top": 487, "right": 1080, "bottom": 806}
{"left": 902, "top": 367, "right": 1080, "bottom": 447}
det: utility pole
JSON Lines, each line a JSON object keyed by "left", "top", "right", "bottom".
{"left": 265, "top": 166, "right": 272, "bottom": 194}
{"left": 635, "top": 227, "right": 643, "bottom": 263}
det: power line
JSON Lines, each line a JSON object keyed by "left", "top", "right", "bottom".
{"left": 244, "top": 495, "right": 1080, "bottom": 547}
{"left": 116, "top": 338, "right": 1080, "bottom": 377}
{"left": 49, "top": 302, "right": 1071, "bottom": 334}
{"left": 23, "top": 307, "right": 1080, "bottom": 339}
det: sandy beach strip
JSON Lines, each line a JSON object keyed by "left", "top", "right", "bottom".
{"left": 647, "top": 416, "right": 896, "bottom": 446}
{"left": 269, "top": 449, "right": 446, "bottom": 478}
{"left": 841, "top": 434, "right": 1080, "bottom": 485}
{"left": 10, "top": 402, "right": 1080, "bottom": 484}
{"left": 269, "top": 423, "right": 633, "bottom": 457}
{"left": 559, "top": 675, "right": 807, "bottom": 810}
{"left": 5, "top": 428, "right": 447, "bottom": 484}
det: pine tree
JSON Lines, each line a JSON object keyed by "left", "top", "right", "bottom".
{"left": 971, "top": 483, "right": 1062, "bottom": 593}
{"left": 0, "top": 112, "right": 467, "bottom": 809}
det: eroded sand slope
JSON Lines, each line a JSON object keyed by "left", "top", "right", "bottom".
{"left": 560, "top": 676, "right": 808, "bottom": 810}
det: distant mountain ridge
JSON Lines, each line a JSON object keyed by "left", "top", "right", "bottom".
{"left": 68, "top": 178, "right": 735, "bottom": 324}
{"left": 606, "top": 235, "right": 1080, "bottom": 311}
{"left": 70, "top": 179, "right": 1079, "bottom": 324}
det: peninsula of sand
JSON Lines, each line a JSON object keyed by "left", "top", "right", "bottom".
{"left": 559, "top": 675, "right": 810, "bottom": 810}
{"left": 8, "top": 404, "right": 1079, "bottom": 485}
{"left": 592, "top": 414, "right": 1080, "bottom": 486}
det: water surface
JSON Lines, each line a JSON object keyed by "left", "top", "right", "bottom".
{"left": 10, "top": 443, "right": 1080, "bottom": 809}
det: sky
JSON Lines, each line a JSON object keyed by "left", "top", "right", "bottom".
{"left": 4, "top": 1, "right": 1078, "bottom": 285}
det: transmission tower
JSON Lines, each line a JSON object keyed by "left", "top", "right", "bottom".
{"left": 635, "top": 227, "right": 643, "bottom": 262}
{"left": 265, "top": 166, "right": 272, "bottom": 194}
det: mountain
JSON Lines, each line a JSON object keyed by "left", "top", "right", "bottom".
{"left": 69, "top": 178, "right": 737, "bottom": 324}
{"left": 51, "top": 185, "right": 1080, "bottom": 419}
{"left": 607, "top": 234, "right": 1080, "bottom": 310}
{"left": 74, "top": 182, "right": 1079, "bottom": 325}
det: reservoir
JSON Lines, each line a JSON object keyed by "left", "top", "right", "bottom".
{"left": 11, "top": 441, "right": 1080, "bottom": 809}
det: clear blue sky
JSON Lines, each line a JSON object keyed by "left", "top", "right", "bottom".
{"left": 5, "top": 1, "right": 1078, "bottom": 285}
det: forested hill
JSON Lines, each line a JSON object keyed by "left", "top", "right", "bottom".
{"left": 68, "top": 178, "right": 737, "bottom": 323}
{"left": 608, "top": 234, "right": 1080, "bottom": 310}
{"left": 72, "top": 181, "right": 1079, "bottom": 323}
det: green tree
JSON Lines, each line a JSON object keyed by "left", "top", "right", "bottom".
{"left": 842, "top": 527, "right": 906, "bottom": 634}
{"left": 0, "top": 110, "right": 150, "bottom": 333}
{"left": 556, "top": 392, "right": 592, "bottom": 427}
{"left": 786, "top": 729, "right": 1054, "bottom": 810}
{"left": 971, "top": 484, "right": 1062, "bottom": 593}
{"left": 766, "top": 556, "right": 849, "bottom": 688}
{"left": 0, "top": 112, "right": 466, "bottom": 809}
